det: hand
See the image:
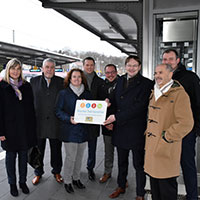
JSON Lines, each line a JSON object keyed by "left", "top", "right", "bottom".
{"left": 105, "top": 98, "right": 111, "bottom": 107}
{"left": 0, "top": 136, "right": 6, "bottom": 141}
{"left": 70, "top": 116, "right": 77, "bottom": 125}
{"left": 105, "top": 123, "right": 113, "bottom": 131}
{"left": 104, "top": 115, "right": 116, "bottom": 125}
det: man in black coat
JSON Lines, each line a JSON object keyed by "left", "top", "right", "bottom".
{"left": 30, "top": 58, "right": 64, "bottom": 185}
{"left": 104, "top": 55, "right": 153, "bottom": 200}
{"left": 83, "top": 57, "right": 104, "bottom": 180}
{"left": 162, "top": 48, "right": 200, "bottom": 200}
{"left": 99, "top": 64, "right": 118, "bottom": 183}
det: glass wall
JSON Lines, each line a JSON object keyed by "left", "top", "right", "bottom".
{"left": 153, "top": 11, "right": 198, "bottom": 72}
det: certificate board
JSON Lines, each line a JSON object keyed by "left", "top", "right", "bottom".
{"left": 74, "top": 100, "right": 107, "bottom": 125}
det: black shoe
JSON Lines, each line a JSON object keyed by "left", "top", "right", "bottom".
{"left": 64, "top": 184, "right": 74, "bottom": 193}
{"left": 10, "top": 184, "right": 18, "bottom": 197}
{"left": 88, "top": 169, "right": 95, "bottom": 181}
{"left": 19, "top": 183, "right": 30, "bottom": 194}
{"left": 72, "top": 180, "right": 86, "bottom": 189}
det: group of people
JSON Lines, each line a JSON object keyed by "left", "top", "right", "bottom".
{"left": 0, "top": 48, "right": 199, "bottom": 200}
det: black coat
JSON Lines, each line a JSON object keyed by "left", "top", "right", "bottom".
{"left": 99, "top": 77, "right": 118, "bottom": 136}
{"left": 0, "top": 80, "right": 37, "bottom": 151}
{"left": 86, "top": 72, "right": 104, "bottom": 140}
{"left": 30, "top": 74, "right": 64, "bottom": 139}
{"left": 173, "top": 63, "right": 200, "bottom": 135}
{"left": 55, "top": 87, "right": 91, "bottom": 143}
{"left": 112, "top": 73, "right": 153, "bottom": 150}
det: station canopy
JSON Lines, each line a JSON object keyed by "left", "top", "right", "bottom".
{"left": 0, "top": 41, "right": 80, "bottom": 67}
{"left": 39, "top": 0, "right": 143, "bottom": 57}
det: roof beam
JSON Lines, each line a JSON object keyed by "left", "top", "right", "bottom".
{"left": 42, "top": 1, "right": 140, "bottom": 14}
{"left": 41, "top": 0, "right": 143, "bottom": 57}
{"left": 101, "top": 38, "right": 137, "bottom": 44}
{"left": 55, "top": 9, "right": 130, "bottom": 55}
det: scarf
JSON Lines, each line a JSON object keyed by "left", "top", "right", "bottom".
{"left": 154, "top": 79, "right": 174, "bottom": 101}
{"left": 83, "top": 71, "right": 95, "bottom": 90}
{"left": 70, "top": 83, "right": 84, "bottom": 97}
{"left": 9, "top": 78, "right": 23, "bottom": 100}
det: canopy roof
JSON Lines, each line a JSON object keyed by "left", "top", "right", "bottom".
{"left": 0, "top": 41, "right": 80, "bottom": 67}
{"left": 39, "top": 0, "right": 143, "bottom": 57}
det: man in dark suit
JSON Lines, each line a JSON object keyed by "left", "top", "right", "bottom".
{"left": 83, "top": 57, "right": 104, "bottom": 181}
{"left": 30, "top": 58, "right": 64, "bottom": 185}
{"left": 162, "top": 49, "right": 200, "bottom": 200}
{"left": 104, "top": 55, "right": 153, "bottom": 200}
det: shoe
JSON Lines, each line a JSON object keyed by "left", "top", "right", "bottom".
{"left": 88, "top": 169, "right": 95, "bottom": 181}
{"left": 126, "top": 181, "right": 128, "bottom": 188}
{"left": 54, "top": 174, "right": 63, "bottom": 183}
{"left": 109, "top": 187, "right": 125, "bottom": 198}
{"left": 10, "top": 184, "right": 18, "bottom": 197}
{"left": 19, "top": 183, "right": 29, "bottom": 194}
{"left": 136, "top": 196, "right": 144, "bottom": 200}
{"left": 32, "top": 175, "right": 41, "bottom": 185}
{"left": 72, "top": 180, "right": 86, "bottom": 189}
{"left": 99, "top": 173, "right": 111, "bottom": 183}
{"left": 64, "top": 183, "right": 74, "bottom": 193}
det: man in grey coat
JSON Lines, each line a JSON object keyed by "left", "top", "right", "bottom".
{"left": 83, "top": 57, "right": 104, "bottom": 180}
{"left": 30, "top": 58, "right": 64, "bottom": 185}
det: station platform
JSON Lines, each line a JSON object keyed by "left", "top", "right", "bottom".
{"left": 0, "top": 135, "right": 198, "bottom": 200}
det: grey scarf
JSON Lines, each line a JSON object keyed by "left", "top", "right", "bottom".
{"left": 84, "top": 71, "right": 95, "bottom": 90}
{"left": 70, "top": 83, "right": 84, "bottom": 97}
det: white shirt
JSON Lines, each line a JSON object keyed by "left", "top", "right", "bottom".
{"left": 44, "top": 76, "right": 51, "bottom": 88}
{"left": 154, "top": 79, "right": 174, "bottom": 101}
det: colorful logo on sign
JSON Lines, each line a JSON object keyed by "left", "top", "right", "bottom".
{"left": 91, "top": 103, "right": 96, "bottom": 108}
{"left": 97, "top": 104, "right": 102, "bottom": 109}
{"left": 86, "top": 103, "right": 91, "bottom": 108}
{"left": 80, "top": 103, "right": 85, "bottom": 108}
{"left": 80, "top": 102, "right": 103, "bottom": 109}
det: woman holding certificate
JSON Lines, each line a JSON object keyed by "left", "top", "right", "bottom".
{"left": 55, "top": 68, "right": 91, "bottom": 194}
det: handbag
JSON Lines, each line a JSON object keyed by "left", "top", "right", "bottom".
{"left": 28, "top": 146, "right": 42, "bottom": 169}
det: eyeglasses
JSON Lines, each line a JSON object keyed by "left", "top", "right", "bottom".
{"left": 126, "top": 64, "right": 139, "bottom": 68}
{"left": 105, "top": 71, "right": 117, "bottom": 75}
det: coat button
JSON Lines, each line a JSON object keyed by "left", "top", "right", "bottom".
{"left": 118, "top": 109, "right": 120, "bottom": 112}
{"left": 46, "top": 116, "right": 49, "bottom": 120}
{"left": 120, "top": 96, "right": 123, "bottom": 99}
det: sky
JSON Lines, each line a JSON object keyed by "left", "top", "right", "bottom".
{"left": 0, "top": 0, "right": 124, "bottom": 57}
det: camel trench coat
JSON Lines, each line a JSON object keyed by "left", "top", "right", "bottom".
{"left": 144, "top": 81, "right": 194, "bottom": 178}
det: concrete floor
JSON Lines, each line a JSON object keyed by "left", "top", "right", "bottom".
{"left": 0, "top": 135, "right": 198, "bottom": 200}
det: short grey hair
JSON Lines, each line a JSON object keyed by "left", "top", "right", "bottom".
{"left": 156, "top": 63, "right": 173, "bottom": 72}
{"left": 42, "top": 58, "right": 56, "bottom": 67}
{"left": 165, "top": 63, "right": 173, "bottom": 72}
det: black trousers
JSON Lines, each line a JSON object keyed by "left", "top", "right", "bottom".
{"left": 34, "top": 138, "right": 62, "bottom": 176}
{"left": 181, "top": 130, "right": 198, "bottom": 200}
{"left": 150, "top": 176, "right": 177, "bottom": 200}
{"left": 6, "top": 150, "right": 27, "bottom": 184}
{"left": 87, "top": 137, "right": 97, "bottom": 171}
{"left": 117, "top": 147, "right": 146, "bottom": 196}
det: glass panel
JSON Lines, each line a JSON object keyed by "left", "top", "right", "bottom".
{"left": 153, "top": 12, "right": 198, "bottom": 72}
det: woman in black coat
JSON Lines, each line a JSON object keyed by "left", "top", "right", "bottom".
{"left": 0, "top": 58, "right": 37, "bottom": 197}
{"left": 104, "top": 55, "right": 153, "bottom": 199}
{"left": 55, "top": 68, "right": 91, "bottom": 193}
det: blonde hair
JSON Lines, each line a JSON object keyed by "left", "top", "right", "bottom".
{"left": 4, "top": 58, "right": 25, "bottom": 84}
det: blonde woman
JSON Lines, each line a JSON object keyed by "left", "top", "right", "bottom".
{"left": 0, "top": 58, "right": 37, "bottom": 197}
